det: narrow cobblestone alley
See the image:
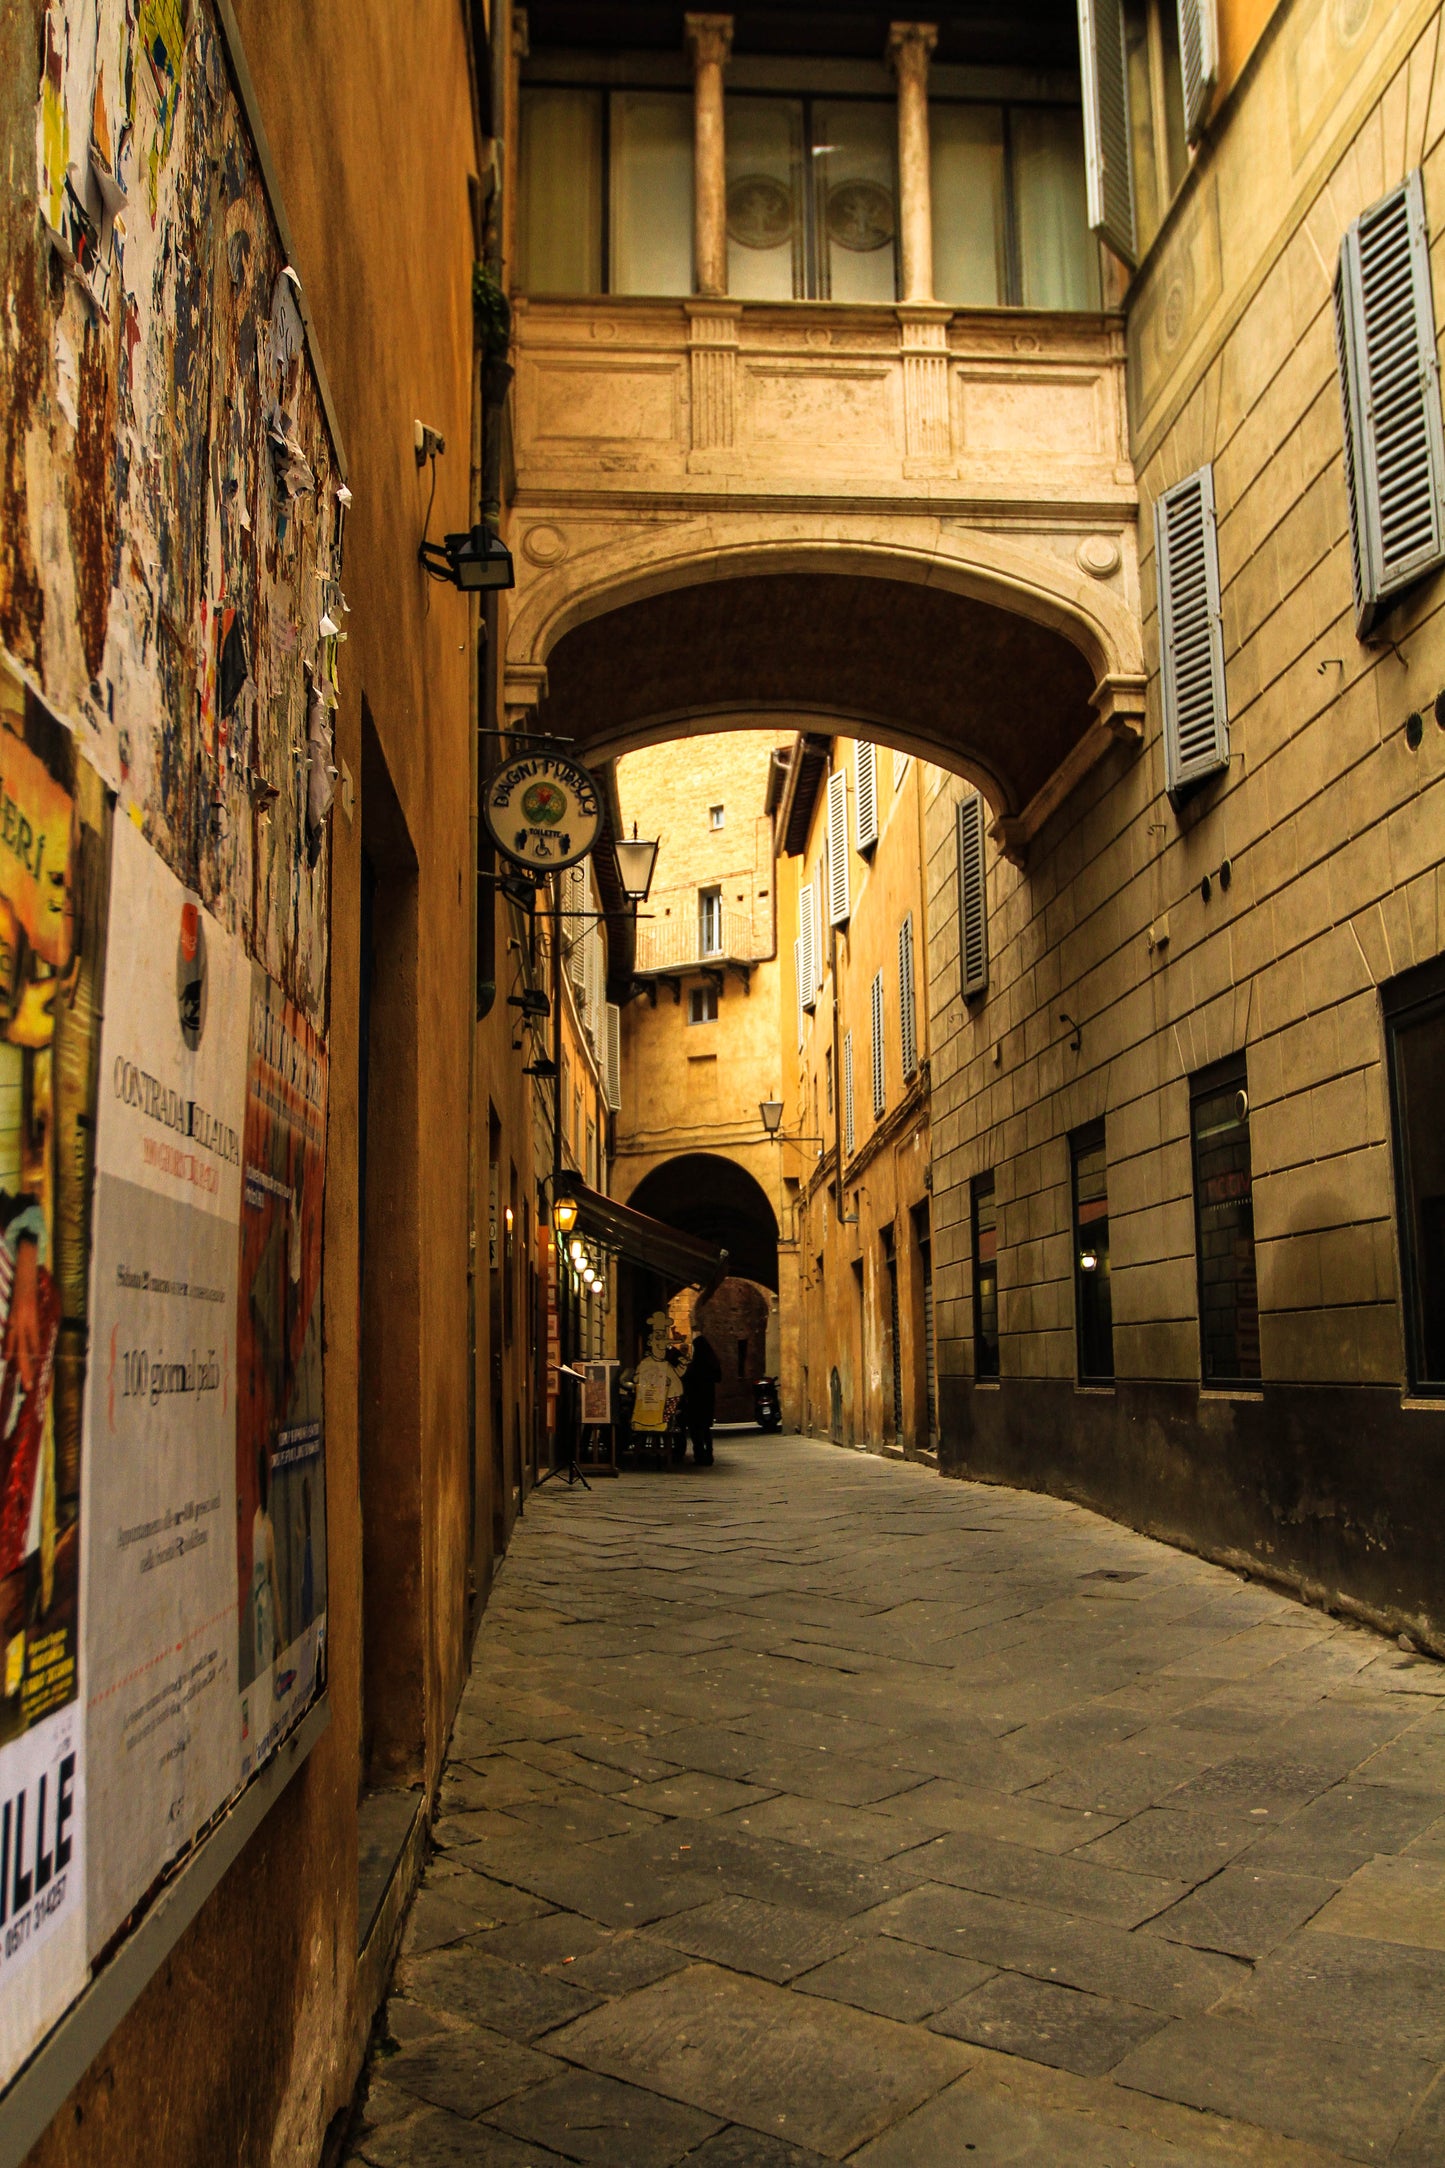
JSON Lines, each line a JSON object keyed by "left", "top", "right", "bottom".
{"left": 346, "top": 1439, "right": 1445, "bottom": 2168}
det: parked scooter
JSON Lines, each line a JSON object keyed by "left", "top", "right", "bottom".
{"left": 754, "top": 1376, "right": 782, "bottom": 1432}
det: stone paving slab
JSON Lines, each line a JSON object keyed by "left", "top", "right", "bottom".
{"left": 347, "top": 1437, "right": 1445, "bottom": 2165}
{"left": 545, "top": 1962, "right": 969, "bottom": 2157}
{"left": 929, "top": 1968, "right": 1170, "bottom": 2076}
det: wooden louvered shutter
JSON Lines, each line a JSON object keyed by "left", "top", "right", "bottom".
{"left": 1077, "top": 0, "right": 1136, "bottom": 266}
{"left": 855, "top": 741, "right": 878, "bottom": 852}
{"left": 1156, "top": 463, "right": 1229, "bottom": 793}
{"left": 605, "top": 1003, "right": 621, "bottom": 1111}
{"left": 1334, "top": 170, "right": 1445, "bottom": 637}
{"left": 957, "top": 792, "right": 989, "bottom": 997}
{"left": 843, "top": 1031, "right": 855, "bottom": 1159}
{"left": 1177, "top": 0, "right": 1218, "bottom": 143}
{"left": 814, "top": 861, "right": 826, "bottom": 990}
{"left": 870, "top": 972, "right": 886, "bottom": 1118}
{"left": 899, "top": 914, "right": 917, "bottom": 1078}
{"left": 794, "top": 936, "right": 806, "bottom": 1048}
{"left": 827, "top": 770, "right": 850, "bottom": 924}
{"left": 799, "top": 882, "right": 816, "bottom": 1009}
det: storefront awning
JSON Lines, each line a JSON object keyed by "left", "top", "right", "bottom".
{"left": 567, "top": 1181, "right": 727, "bottom": 1292}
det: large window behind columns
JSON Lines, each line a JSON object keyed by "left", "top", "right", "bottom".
{"left": 725, "top": 96, "right": 899, "bottom": 302}
{"left": 517, "top": 88, "right": 693, "bottom": 295}
{"left": 517, "top": 71, "right": 1100, "bottom": 310}
{"left": 931, "top": 102, "right": 1100, "bottom": 310}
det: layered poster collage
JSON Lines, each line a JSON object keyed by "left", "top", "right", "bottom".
{"left": 0, "top": 659, "right": 328, "bottom": 2086}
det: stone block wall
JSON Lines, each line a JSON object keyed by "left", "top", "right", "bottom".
{"left": 926, "top": 0, "right": 1445, "bottom": 1643}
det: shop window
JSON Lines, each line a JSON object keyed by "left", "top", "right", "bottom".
{"left": 1070, "top": 1122, "right": 1114, "bottom": 1381}
{"left": 972, "top": 1172, "right": 999, "bottom": 1380}
{"left": 1384, "top": 954, "right": 1445, "bottom": 1393}
{"left": 1190, "top": 1056, "right": 1261, "bottom": 1385}
{"left": 698, "top": 886, "right": 723, "bottom": 957}
{"left": 688, "top": 983, "right": 719, "bottom": 1025}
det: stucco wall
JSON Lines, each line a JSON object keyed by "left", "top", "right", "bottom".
{"left": 784, "top": 743, "right": 935, "bottom": 1454}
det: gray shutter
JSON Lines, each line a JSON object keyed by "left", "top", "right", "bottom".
{"left": 855, "top": 741, "right": 878, "bottom": 852}
{"left": 794, "top": 936, "right": 806, "bottom": 1049}
{"left": 898, "top": 914, "right": 917, "bottom": 1079}
{"left": 1077, "top": 0, "right": 1136, "bottom": 265}
{"left": 798, "top": 882, "right": 816, "bottom": 1009}
{"left": 604, "top": 1002, "right": 621, "bottom": 1111}
{"left": 566, "top": 864, "right": 588, "bottom": 995}
{"left": 957, "top": 792, "right": 989, "bottom": 997}
{"left": 1176, "top": 0, "right": 1218, "bottom": 143}
{"left": 1334, "top": 169, "right": 1445, "bottom": 636}
{"left": 827, "top": 770, "right": 850, "bottom": 924}
{"left": 843, "top": 1030, "right": 855, "bottom": 1159}
{"left": 1155, "top": 462, "right": 1229, "bottom": 792}
{"left": 870, "top": 970, "right": 886, "bottom": 1118}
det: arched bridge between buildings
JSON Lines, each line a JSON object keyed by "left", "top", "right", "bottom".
{"left": 503, "top": 525, "right": 1147, "bottom": 858}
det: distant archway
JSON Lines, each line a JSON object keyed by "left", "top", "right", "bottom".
{"left": 626, "top": 1153, "right": 779, "bottom": 1291}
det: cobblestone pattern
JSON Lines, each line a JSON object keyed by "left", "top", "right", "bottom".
{"left": 346, "top": 1438, "right": 1445, "bottom": 2165}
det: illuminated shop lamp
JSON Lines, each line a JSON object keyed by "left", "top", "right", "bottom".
{"left": 569, "top": 1236, "right": 586, "bottom": 1265}
{"left": 1079, "top": 1249, "right": 1099, "bottom": 1273}
{"left": 554, "top": 1193, "right": 579, "bottom": 1237}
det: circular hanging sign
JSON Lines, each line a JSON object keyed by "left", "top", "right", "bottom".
{"left": 483, "top": 750, "right": 602, "bottom": 871}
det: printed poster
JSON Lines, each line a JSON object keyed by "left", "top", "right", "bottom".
{"left": 235, "top": 971, "right": 327, "bottom": 1780}
{"left": 0, "top": 660, "right": 108, "bottom": 2086}
{"left": 80, "top": 816, "right": 249, "bottom": 1959}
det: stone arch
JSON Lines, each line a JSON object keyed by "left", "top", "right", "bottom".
{"left": 503, "top": 516, "right": 1145, "bottom": 844}
{"left": 624, "top": 1152, "right": 780, "bottom": 1293}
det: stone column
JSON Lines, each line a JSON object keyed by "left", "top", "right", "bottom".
{"left": 685, "top": 14, "right": 734, "bottom": 298}
{"left": 887, "top": 22, "right": 937, "bottom": 304}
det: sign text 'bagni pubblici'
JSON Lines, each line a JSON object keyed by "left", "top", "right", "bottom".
{"left": 482, "top": 751, "right": 602, "bottom": 872}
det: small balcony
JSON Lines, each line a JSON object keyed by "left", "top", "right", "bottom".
{"left": 634, "top": 897, "right": 764, "bottom": 975}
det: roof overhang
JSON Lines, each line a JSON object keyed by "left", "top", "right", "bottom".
{"left": 778, "top": 733, "right": 833, "bottom": 857}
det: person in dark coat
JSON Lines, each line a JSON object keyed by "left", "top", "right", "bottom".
{"left": 681, "top": 1332, "right": 723, "bottom": 1465}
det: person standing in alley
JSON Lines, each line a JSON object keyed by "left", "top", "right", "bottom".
{"left": 682, "top": 1330, "right": 722, "bottom": 1465}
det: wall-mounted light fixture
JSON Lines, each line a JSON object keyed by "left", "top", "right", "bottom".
{"left": 419, "top": 522, "right": 515, "bottom": 592}
{"left": 759, "top": 1098, "right": 824, "bottom": 1151}
{"left": 553, "top": 1190, "right": 579, "bottom": 1237}
{"left": 615, "top": 822, "right": 660, "bottom": 907}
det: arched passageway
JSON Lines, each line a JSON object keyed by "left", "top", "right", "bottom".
{"left": 627, "top": 1153, "right": 779, "bottom": 1289}
{"left": 533, "top": 570, "right": 1098, "bottom": 822}
{"left": 618, "top": 1154, "right": 780, "bottom": 1374}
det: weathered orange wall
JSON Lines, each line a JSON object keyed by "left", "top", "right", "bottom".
{"left": 1219, "top": 0, "right": 1281, "bottom": 97}
{"left": 21, "top": 0, "right": 489, "bottom": 2158}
